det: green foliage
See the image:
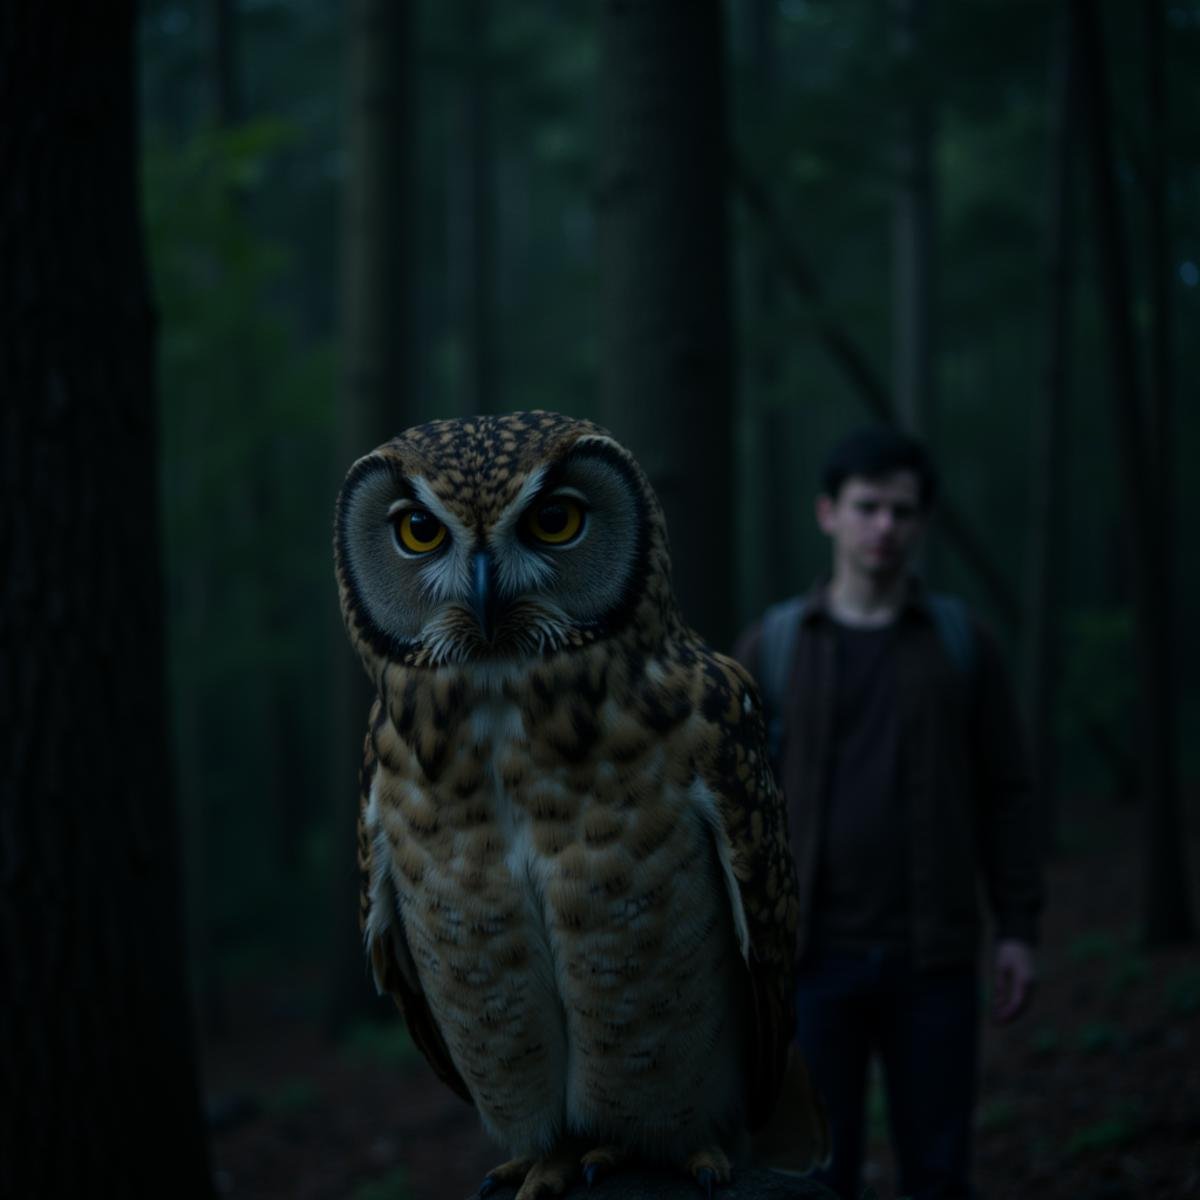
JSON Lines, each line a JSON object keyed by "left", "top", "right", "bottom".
{"left": 144, "top": 108, "right": 339, "bottom": 963}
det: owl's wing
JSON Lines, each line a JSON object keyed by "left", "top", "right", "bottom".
{"left": 689, "top": 647, "right": 803, "bottom": 1131}
{"left": 357, "top": 700, "right": 473, "bottom": 1105}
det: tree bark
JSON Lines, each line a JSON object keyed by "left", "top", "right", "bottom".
{"left": 212, "top": 0, "right": 243, "bottom": 125}
{"left": 1025, "top": 6, "right": 1076, "bottom": 856}
{"left": 891, "top": 0, "right": 937, "bottom": 438}
{"left": 1071, "top": 0, "right": 1194, "bottom": 944}
{"left": 327, "top": 0, "right": 421, "bottom": 1034}
{"left": 744, "top": 0, "right": 789, "bottom": 614}
{"left": 891, "top": 0, "right": 940, "bottom": 578}
{"left": 1142, "top": 1, "right": 1170, "bottom": 487}
{"left": 597, "top": 0, "right": 736, "bottom": 649}
{"left": 0, "top": 4, "right": 213, "bottom": 1193}
{"left": 448, "top": 0, "right": 498, "bottom": 416}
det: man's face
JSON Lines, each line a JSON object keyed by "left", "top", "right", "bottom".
{"left": 816, "top": 470, "right": 926, "bottom": 579}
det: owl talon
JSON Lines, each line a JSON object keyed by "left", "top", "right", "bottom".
{"left": 477, "top": 1177, "right": 499, "bottom": 1199}
{"left": 583, "top": 1163, "right": 601, "bottom": 1188}
{"left": 685, "top": 1147, "right": 729, "bottom": 1196}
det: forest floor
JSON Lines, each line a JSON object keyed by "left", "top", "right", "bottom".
{"left": 203, "top": 792, "right": 1200, "bottom": 1200}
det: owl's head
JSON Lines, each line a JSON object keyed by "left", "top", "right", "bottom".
{"left": 334, "top": 412, "right": 675, "bottom": 677}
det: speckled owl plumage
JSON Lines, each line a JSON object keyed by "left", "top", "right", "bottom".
{"left": 334, "top": 412, "right": 824, "bottom": 1197}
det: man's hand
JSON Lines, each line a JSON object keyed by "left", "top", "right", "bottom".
{"left": 992, "top": 939, "right": 1036, "bottom": 1025}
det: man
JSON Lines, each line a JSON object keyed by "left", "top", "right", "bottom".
{"left": 734, "top": 428, "right": 1043, "bottom": 1200}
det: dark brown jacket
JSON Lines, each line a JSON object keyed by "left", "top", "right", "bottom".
{"left": 734, "top": 580, "right": 1044, "bottom": 969}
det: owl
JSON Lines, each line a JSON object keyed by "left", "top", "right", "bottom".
{"left": 334, "top": 412, "right": 825, "bottom": 1198}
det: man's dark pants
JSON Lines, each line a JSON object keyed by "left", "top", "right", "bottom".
{"left": 795, "top": 946, "right": 979, "bottom": 1200}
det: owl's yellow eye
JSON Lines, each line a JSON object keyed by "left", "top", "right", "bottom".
{"left": 394, "top": 509, "right": 447, "bottom": 554}
{"left": 526, "top": 496, "right": 584, "bottom": 545}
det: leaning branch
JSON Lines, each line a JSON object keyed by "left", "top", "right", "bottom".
{"left": 732, "top": 153, "right": 1022, "bottom": 631}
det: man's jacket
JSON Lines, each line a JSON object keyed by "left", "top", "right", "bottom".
{"left": 733, "top": 580, "right": 1044, "bottom": 969}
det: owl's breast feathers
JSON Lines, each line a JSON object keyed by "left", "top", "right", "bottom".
{"left": 357, "top": 634, "right": 802, "bottom": 1141}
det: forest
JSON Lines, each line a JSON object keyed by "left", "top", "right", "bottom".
{"left": 2, "top": 1, "right": 1198, "bottom": 1197}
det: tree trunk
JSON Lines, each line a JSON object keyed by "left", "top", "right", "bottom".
{"left": 327, "top": 0, "right": 421, "bottom": 1034}
{"left": 1142, "top": 2, "right": 1170, "bottom": 485}
{"left": 744, "top": 0, "right": 787, "bottom": 615}
{"left": 212, "top": 0, "right": 242, "bottom": 125}
{"left": 0, "top": 4, "right": 213, "bottom": 1193}
{"left": 1025, "top": 6, "right": 1076, "bottom": 856}
{"left": 597, "top": 0, "right": 735, "bottom": 649}
{"left": 1138, "top": 0, "right": 1189, "bottom": 943}
{"left": 761, "top": 404, "right": 797, "bottom": 603}
{"left": 448, "top": 0, "right": 497, "bottom": 416}
{"left": 1071, "top": 0, "right": 1194, "bottom": 945}
{"left": 177, "top": 0, "right": 250, "bottom": 1040}
{"left": 891, "top": 0, "right": 937, "bottom": 437}
{"left": 891, "top": 0, "right": 940, "bottom": 582}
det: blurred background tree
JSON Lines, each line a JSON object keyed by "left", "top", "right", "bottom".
{"left": 129, "top": 0, "right": 1199, "bottom": 1103}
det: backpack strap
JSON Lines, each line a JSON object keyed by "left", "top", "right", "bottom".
{"left": 755, "top": 590, "right": 975, "bottom": 770}
{"left": 926, "top": 592, "right": 977, "bottom": 679}
{"left": 757, "top": 594, "right": 808, "bottom": 769}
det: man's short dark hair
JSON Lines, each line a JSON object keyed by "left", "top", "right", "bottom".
{"left": 820, "top": 427, "right": 939, "bottom": 509}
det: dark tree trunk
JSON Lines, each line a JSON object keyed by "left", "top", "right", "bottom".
{"left": 744, "top": 0, "right": 788, "bottom": 614}
{"left": 597, "top": 0, "right": 735, "bottom": 648}
{"left": 178, "top": 0, "right": 250, "bottom": 1041}
{"left": 0, "top": 4, "right": 213, "bottom": 1194}
{"left": 1142, "top": 1, "right": 1170, "bottom": 484}
{"left": 212, "top": 0, "right": 242, "bottom": 125}
{"left": 448, "top": 0, "right": 497, "bottom": 416}
{"left": 891, "top": 0, "right": 937, "bottom": 437}
{"left": 1025, "top": 7, "right": 1077, "bottom": 856}
{"left": 327, "top": 0, "right": 421, "bottom": 1034}
{"left": 891, "top": 0, "right": 940, "bottom": 581}
{"left": 1071, "top": 0, "right": 1194, "bottom": 945}
{"left": 1137, "top": 0, "right": 1189, "bottom": 943}
{"left": 175, "top": 412, "right": 229, "bottom": 1036}
{"left": 760, "top": 405, "right": 797, "bottom": 603}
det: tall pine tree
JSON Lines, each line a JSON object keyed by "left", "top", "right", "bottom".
{"left": 0, "top": 3, "right": 213, "bottom": 1192}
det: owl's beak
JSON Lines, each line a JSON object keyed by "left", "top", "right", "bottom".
{"left": 470, "top": 550, "right": 498, "bottom": 642}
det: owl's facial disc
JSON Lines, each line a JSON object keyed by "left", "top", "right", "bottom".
{"left": 337, "top": 438, "right": 648, "bottom": 666}
{"left": 483, "top": 443, "right": 646, "bottom": 634}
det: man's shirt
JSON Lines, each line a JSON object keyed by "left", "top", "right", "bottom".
{"left": 734, "top": 579, "right": 1044, "bottom": 968}
{"left": 815, "top": 622, "right": 909, "bottom": 948}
